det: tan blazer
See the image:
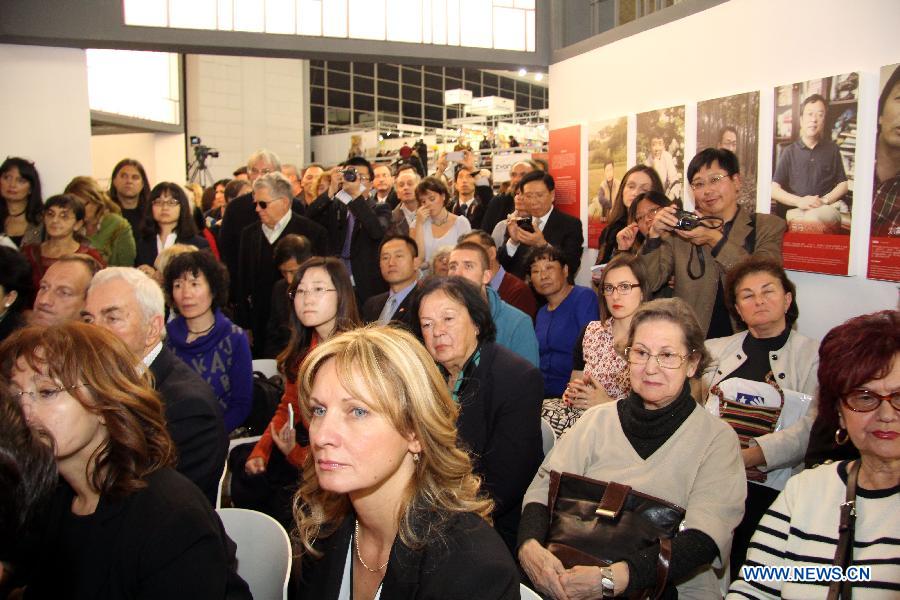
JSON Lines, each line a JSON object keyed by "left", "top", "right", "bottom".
{"left": 639, "top": 207, "right": 786, "bottom": 333}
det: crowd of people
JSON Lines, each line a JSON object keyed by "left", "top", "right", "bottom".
{"left": 0, "top": 146, "right": 896, "bottom": 599}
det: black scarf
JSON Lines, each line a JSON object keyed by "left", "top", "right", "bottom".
{"left": 617, "top": 382, "right": 696, "bottom": 459}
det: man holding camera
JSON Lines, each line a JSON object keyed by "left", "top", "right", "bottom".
{"left": 641, "top": 148, "right": 785, "bottom": 338}
{"left": 498, "top": 171, "right": 583, "bottom": 281}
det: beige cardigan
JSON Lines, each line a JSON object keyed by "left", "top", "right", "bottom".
{"left": 523, "top": 400, "right": 746, "bottom": 599}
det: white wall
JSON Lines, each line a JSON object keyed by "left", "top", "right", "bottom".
{"left": 90, "top": 132, "right": 186, "bottom": 188}
{"left": 549, "top": 0, "right": 900, "bottom": 340}
{"left": 185, "top": 54, "right": 307, "bottom": 181}
{"left": 0, "top": 44, "right": 92, "bottom": 197}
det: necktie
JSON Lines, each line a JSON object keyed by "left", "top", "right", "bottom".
{"left": 341, "top": 208, "right": 355, "bottom": 275}
{"left": 378, "top": 295, "right": 397, "bottom": 325}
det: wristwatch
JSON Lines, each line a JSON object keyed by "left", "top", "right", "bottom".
{"left": 600, "top": 566, "right": 615, "bottom": 597}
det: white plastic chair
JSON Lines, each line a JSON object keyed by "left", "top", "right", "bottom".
{"left": 252, "top": 358, "right": 279, "bottom": 379}
{"left": 520, "top": 583, "right": 543, "bottom": 599}
{"left": 217, "top": 507, "right": 291, "bottom": 600}
{"left": 540, "top": 417, "right": 556, "bottom": 456}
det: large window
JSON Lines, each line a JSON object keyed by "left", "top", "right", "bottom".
{"left": 87, "top": 49, "right": 181, "bottom": 125}
{"left": 124, "top": 0, "right": 536, "bottom": 52}
{"left": 309, "top": 60, "right": 547, "bottom": 135}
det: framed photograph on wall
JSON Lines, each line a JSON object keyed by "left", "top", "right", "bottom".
{"left": 697, "top": 91, "right": 760, "bottom": 214}
{"left": 867, "top": 63, "right": 900, "bottom": 282}
{"left": 636, "top": 105, "right": 685, "bottom": 206}
{"left": 586, "top": 117, "right": 627, "bottom": 249}
{"left": 772, "top": 73, "right": 858, "bottom": 275}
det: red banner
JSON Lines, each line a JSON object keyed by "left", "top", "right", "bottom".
{"left": 548, "top": 126, "right": 581, "bottom": 220}
{"left": 781, "top": 232, "right": 850, "bottom": 275}
{"left": 867, "top": 236, "right": 900, "bottom": 282}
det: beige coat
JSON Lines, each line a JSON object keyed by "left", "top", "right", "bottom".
{"left": 639, "top": 208, "right": 786, "bottom": 334}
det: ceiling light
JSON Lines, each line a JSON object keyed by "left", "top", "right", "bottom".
{"left": 534, "top": 72, "right": 544, "bottom": 82}
{"left": 518, "top": 68, "right": 527, "bottom": 77}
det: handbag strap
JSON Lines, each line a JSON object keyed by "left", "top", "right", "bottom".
{"left": 826, "top": 460, "right": 859, "bottom": 600}
{"left": 645, "top": 537, "right": 672, "bottom": 600}
{"left": 595, "top": 482, "right": 632, "bottom": 519}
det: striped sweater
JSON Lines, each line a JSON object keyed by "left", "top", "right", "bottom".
{"left": 727, "top": 460, "right": 899, "bottom": 599}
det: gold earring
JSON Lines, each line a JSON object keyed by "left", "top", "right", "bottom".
{"left": 834, "top": 428, "right": 849, "bottom": 446}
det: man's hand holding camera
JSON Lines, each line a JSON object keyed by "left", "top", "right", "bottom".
{"left": 649, "top": 205, "right": 723, "bottom": 247}
{"left": 340, "top": 167, "right": 366, "bottom": 199}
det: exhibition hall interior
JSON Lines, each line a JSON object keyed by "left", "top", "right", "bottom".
{"left": 1, "top": 1, "right": 898, "bottom": 599}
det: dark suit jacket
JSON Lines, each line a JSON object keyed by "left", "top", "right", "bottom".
{"left": 296, "top": 512, "right": 519, "bottom": 600}
{"left": 480, "top": 193, "right": 514, "bottom": 235}
{"left": 387, "top": 203, "right": 413, "bottom": 237}
{"left": 457, "top": 342, "right": 544, "bottom": 552}
{"left": 218, "top": 192, "right": 308, "bottom": 301}
{"left": 498, "top": 208, "right": 584, "bottom": 281}
{"left": 134, "top": 232, "right": 209, "bottom": 267}
{"left": 361, "top": 286, "right": 416, "bottom": 327}
{"left": 263, "top": 278, "right": 292, "bottom": 359}
{"left": 335, "top": 195, "right": 391, "bottom": 304}
{"left": 237, "top": 212, "right": 329, "bottom": 354}
{"left": 374, "top": 189, "right": 400, "bottom": 209}
{"left": 23, "top": 469, "right": 250, "bottom": 600}
{"left": 449, "top": 196, "right": 486, "bottom": 231}
{"left": 150, "top": 346, "right": 227, "bottom": 506}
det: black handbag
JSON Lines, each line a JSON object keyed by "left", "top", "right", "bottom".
{"left": 546, "top": 471, "right": 685, "bottom": 599}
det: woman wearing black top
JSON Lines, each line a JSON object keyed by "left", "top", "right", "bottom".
{"left": 0, "top": 157, "right": 43, "bottom": 248}
{"left": 135, "top": 182, "right": 208, "bottom": 276}
{"left": 594, "top": 165, "right": 662, "bottom": 267}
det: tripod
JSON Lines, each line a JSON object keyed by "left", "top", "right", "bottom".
{"left": 188, "top": 154, "right": 215, "bottom": 188}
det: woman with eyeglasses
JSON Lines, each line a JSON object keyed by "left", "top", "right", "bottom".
{"left": 134, "top": 183, "right": 208, "bottom": 277}
{"left": 1, "top": 157, "right": 44, "bottom": 249}
{"left": 1, "top": 322, "right": 250, "bottom": 599}
{"left": 594, "top": 165, "right": 663, "bottom": 267}
{"left": 728, "top": 311, "right": 899, "bottom": 599}
{"left": 20, "top": 194, "right": 106, "bottom": 292}
{"left": 542, "top": 254, "right": 648, "bottom": 437}
{"left": 701, "top": 257, "right": 819, "bottom": 579}
{"left": 519, "top": 298, "right": 745, "bottom": 599}
{"left": 526, "top": 245, "right": 599, "bottom": 399}
{"left": 239, "top": 257, "right": 361, "bottom": 526}
{"left": 413, "top": 176, "right": 471, "bottom": 272}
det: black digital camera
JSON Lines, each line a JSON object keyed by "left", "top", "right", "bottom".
{"left": 341, "top": 167, "right": 358, "bottom": 182}
{"left": 673, "top": 209, "right": 702, "bottom": 231}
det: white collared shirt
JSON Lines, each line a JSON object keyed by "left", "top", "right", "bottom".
{"left": 261, "top": 209, "right": 292, "bottom": 244}
{"left": 505, "top": 206, "right": 553, "bottom": 256}
{"left": 156, "top": 232, "right": 178, "bottom": 254}
{"left": 402, "top": 205, "right": 417, "bottom": 227}
{"left": 142, "top": 340, "right": 164, "bottom": 370}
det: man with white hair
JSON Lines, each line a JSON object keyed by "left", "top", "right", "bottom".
{"left": 238, "top": 172, "right": 328, "bottom": 356}
{"left": 81, "top": 267, "right": 226, "bottom": 505}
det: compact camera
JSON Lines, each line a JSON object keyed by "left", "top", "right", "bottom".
{"left": 672, "top": 209, "right": 702, "bottom": 231}
{"left": 341, "top": 167, "right": 358, "bottom": 182}
{"left": 517, "top": 216, "right": 535, "bottom": 233}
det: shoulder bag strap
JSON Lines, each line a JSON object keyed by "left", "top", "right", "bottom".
{"left": 826, "top": 460, "right": 859, "bottom": 600}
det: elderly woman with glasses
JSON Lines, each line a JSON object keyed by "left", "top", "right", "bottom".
{"left": 728, "top": 311, "right": 899, "bottom": 599}
{"left": 519, "top": 298, "right": 745, "bottom": 599}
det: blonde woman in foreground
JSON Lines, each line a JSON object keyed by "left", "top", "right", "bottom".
{"left": 293, "top": 326, "right": 519, "bottom": 599}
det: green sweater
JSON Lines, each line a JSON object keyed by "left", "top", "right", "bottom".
{"left": 89, "top": 213, "right": 136, "bottom": 267}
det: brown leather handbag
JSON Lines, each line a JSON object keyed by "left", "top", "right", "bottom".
{"left": 546, "top": 471, "right": 685, "bottom": 599}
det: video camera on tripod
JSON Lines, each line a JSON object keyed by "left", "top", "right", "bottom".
{"left": 187, "top": 136, "right": 219, "bottom": 186}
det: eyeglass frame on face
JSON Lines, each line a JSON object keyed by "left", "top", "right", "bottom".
{"left": 152, "top": 198, "right": 180, "bottom": 207}
{"left": 522, "top": 191, "right": 549, "bottom": 201}
{"left": 249, "top": 167, "right": 275, "bottom": 177}
{"left": 625, "top": 346, "right": 694, "bottom": 369}
{"left": 288, "top": 286, "right": 337, "bottom": 301}
{"left": 602, "top": 282, "right": 641, "bottom": 296}
{"left": 14, "top": 383, "right": 90, "bottom": 403}
{"left": 841, "top": 388, "right": 900, "bottom": 412}
{"left": 689, "top": 173, "right": 730, "bottom": 192}
{"left": 254, "top": 196, "right": 285, "bottom": 210}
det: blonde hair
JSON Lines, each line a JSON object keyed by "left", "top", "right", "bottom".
{"left": 154, "top": 243, "right": 199, "bottom": 277}
{"left": 64, "top": 176, "right": 121, "bottom": 217}
{"left": 293, "top": 326, "right": 492, "bottom": 559}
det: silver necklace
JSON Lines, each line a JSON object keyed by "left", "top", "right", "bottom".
{"left": 354, "top": 519, "right": 389, "bottom": 572}
{"left": 431, "top": 210, "right": 449, "bottom": 226}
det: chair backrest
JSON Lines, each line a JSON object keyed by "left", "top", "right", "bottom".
{"left": 217, "top": 507, "right": 291, "bottom": 600}
{"left": 520, "top": 583, "right": 543, "bottom": 599}
{"left": 540, "top": 417, "right": 556, "bottom": 456}
{"left": 215, "top": 460, "right": 228, "bottom": 509}
{"left": 252, "top": 358, "right": 279, "bottom": 379}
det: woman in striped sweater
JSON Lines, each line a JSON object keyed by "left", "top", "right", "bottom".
{"left": 728, "top": 310, "right": 899, "bottom": 599}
